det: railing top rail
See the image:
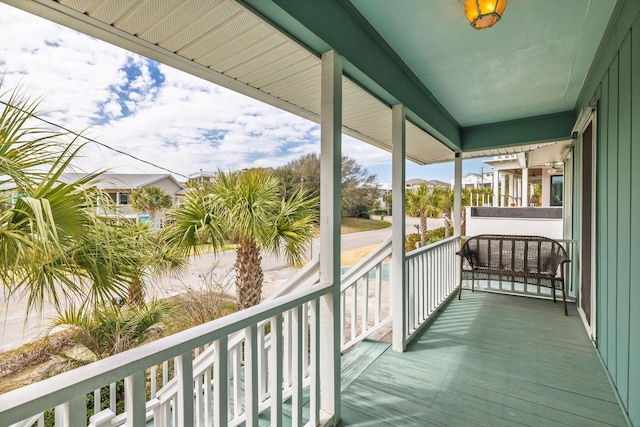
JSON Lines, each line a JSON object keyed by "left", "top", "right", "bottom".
{"left": 265, "top": 256, "right": 320, "bottom": 301}
{"left": 405, "top": 235, "right": 460, "bottom": 260}
{"left": 0, "top": 283, "right": 331, "bottom": 425}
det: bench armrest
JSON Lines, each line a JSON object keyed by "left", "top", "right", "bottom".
{"left": 456, "top": 245, "right": 475, "bottom": 266}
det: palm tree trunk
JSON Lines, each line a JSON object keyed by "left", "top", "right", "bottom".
{"left": 128, "top": 276, "right": 145, "bottom": 306}
{"left": 420, "top": 214, "right": 427, "bottom": 247}
{"left": 235, "top": 239, "right": 264, "bottom": 309}
{"left": 462, "top": 206, "right": 467, "bottom": 236}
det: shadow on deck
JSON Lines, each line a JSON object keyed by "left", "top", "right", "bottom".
{"left": 339, "top": 291, "right": 627, "bottom": 426}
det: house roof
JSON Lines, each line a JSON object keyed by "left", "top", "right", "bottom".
{"left": 406, "top": 178, "right": 449, "bottom": 188}
{"left": 58, "top": 173, "right": 184, "bottom": 191}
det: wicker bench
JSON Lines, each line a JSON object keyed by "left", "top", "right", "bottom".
{"left": 456, "top": 235, "right": 571, "bottom": 315}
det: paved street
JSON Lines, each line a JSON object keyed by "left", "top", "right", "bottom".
{"left": 0, "top": 216, "right": 442, "bottom": 352}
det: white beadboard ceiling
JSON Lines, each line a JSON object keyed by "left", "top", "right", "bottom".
{"left": 3, "top": 0, "right": 579, "bottom": 164}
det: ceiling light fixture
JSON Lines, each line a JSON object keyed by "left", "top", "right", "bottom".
{"left": 464, "top": 0, "right": 507, "bottom": 30}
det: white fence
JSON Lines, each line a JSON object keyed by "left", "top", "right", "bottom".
{"left": 405, "top": 237, "right": 461, "bottom": 342}
{"left": 339, "top": 237, "right": 392, "bottom": 350}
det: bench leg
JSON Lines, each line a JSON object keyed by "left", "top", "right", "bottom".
{"left": 458, "top": 271, "right": 463, "bottom": 300}
{"left": 562, "top": 284, "right": 567, "bottom": 316}
{"left": 553, "top": 286, "right": 557, "bottom": 303}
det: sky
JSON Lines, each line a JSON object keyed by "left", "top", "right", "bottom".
{"left": 0, "top": 3, "right": 486, "bottom": 186}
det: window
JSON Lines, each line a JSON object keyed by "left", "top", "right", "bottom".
{"left": 550, "top": 175, "right": 563, "bottom": 206}
{"left": 119, "top": 193, "right": 129, "bottom": 205}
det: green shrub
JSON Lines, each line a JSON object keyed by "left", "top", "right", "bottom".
{"left": 406, "top": 233, "right": 421, "bottom": 252}
{"left": 405, "top": 227, "right": 448, "bottom": 252}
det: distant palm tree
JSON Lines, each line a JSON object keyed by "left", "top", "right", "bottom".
{"left": 405, "top": 184, "right": 442, "bottom": 247}
{"left": 0, "top": 84, "right": 136, "bottom": 313}
{"left": 438, "top": 187, "right": 471, "bottom": 237}
{"left": 130, "top": 186, "right": 172, "bottom": 228}
{"left": 163, "top": 169, "right": 317, "bottom": 309}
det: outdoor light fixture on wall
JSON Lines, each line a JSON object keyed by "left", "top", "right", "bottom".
{"left": 464, "top": 0, "right": 507, "bottom": 29}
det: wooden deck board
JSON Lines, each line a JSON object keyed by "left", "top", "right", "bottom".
{"left": 339, "top": 291, "right": 628, "bottom": 426}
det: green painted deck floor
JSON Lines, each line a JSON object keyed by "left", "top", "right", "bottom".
{"left": 339, "top": 291, "right": 627, "bottom": 426}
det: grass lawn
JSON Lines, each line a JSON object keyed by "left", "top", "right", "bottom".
{"left": 341, "top": 217, "right": 390, "bottom": 234}
{"left": 341, "top": 243, "right": 385, "bottom": 267}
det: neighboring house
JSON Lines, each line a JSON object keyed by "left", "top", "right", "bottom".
{"left": 405, "top": 178, "right": 448, "bottom": 191}
{"left": 58, "top": 173, "right": 185, "bottom": 219}
{"left": 187, "top": 169, "right": 217, "bottom": 188}
{"left": 461, "top": 172, "right": 494, "bottom": 189}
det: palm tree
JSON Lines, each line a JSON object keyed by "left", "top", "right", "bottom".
{"left": 0, "top": 83, "right": 138, "bottom": 313}
{"left": 130, "top": 186, "right": 172, "bottom": 228}
{"left": 405, "top": 184, "right": 442, "bottom": 247}
{"left": 51, "top": 300, "right": 171, "bottom": 360}
{"left": 115, "top": 220, "right": 186, "bottom": 305}
{"left": 163, "top": 169, "right": 318, "bottom": 309}
{"left": 438, "top": 187, "right": 472, "bottom": 237}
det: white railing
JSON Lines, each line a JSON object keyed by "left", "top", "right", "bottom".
{"left": 1, "top": 284, "right": 331, "bottom": 427}
{"left": 459, "top": 238, "right": 578, "bottom": 301}
{"left": 468, "top": 192, "right": 493, "bottom": 207}
{"left": 339, "top": 237, "right": 392, "bottom": 351}
{"left": 405, "top": 236, "right": 461, "bottom": 342}
{"left": 2, "top": 234, "right": 462, "bottom": 426}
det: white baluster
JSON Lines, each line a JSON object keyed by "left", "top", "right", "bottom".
{"left": 124, "top": 371, "right": 145, "bottom": 427}
{"left": 151, "top": 365, "right": 157, "bottom": 398}
{"left": 244, "top": 324, "right": 258, "bottom": 426}
{"left": 55, "top": 396, "right": 85, "bottom": 427}
{"left": 350, "top": 282, "right": 357, "bottom": 340}
{"left": 175, "top": 352, "right": 194, "bottom": 427}
{"left": 213, "top": 337, "right": 228, "bottom": 427}
{"left": 309, "top": 298, "right": 320, "bottom": 426}
{"left": 270, "top": 314, "right": 283, "bottom": 426}
{"left": 291, "top": 306, "right": 303, "bottom": 426}
{"left": 375, "top": 264, "right": 382, "bottom": 324}
{"left": 362, "top": 274, "right": 369, "bottom": 334}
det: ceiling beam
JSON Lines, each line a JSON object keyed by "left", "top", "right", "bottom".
{"left": 461, "top": 111, "right": 576, "bottom": 152}
{"left": 241, "top": 0, "right": 462, "bottom": 150}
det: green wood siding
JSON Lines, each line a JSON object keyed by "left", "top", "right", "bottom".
{"left": 607, "top": 52, "right": 620, "bottom": 383}
{"left": 630, "top": 11, "right": 640, "bottom": 425}
{"left": 617, "top": 32, "right": 632, "bottom": 407}
{"left": 596, "top": 79, "right": 608, "bottom": 368}
{"left": 576, "top": 2, "right": 640, "bottom": 424}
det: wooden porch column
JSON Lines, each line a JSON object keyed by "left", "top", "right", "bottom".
{"left": 319, "top": 50, "right": 341, "bottom": 424}
{"left": 454, "top": 152, "right": 462, "bottom": 236}
{"left": 391, "top": 104, "right": 407, "bottom": 353}
{"left": 493, "top": 170, "right": 499, "bottom": 206}
{"left": 500, "top": 173, "right": 506, "bottom": 206}
{"left": 522, "top": 168, "right": 529, "bottom": 206}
